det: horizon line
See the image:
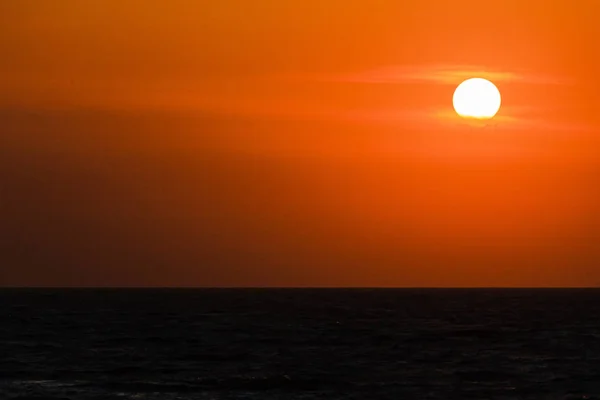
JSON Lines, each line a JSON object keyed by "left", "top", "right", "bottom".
{"left": 1, "top": 286, "right": 599, "bottom": 290}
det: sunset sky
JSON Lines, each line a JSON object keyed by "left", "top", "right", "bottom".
{"left": 1, "top": 1, "right": 600, "bottom": 287}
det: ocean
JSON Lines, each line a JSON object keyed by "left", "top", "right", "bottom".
{"left": 1, "top": 288, "right": 600, "bottom": 399}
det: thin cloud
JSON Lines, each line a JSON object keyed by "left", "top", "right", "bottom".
{"left": 322, "top": 64, "right": 581, "bottom": 131}
{"left": 338, "top": 64, "right": 569, "bottom": 85}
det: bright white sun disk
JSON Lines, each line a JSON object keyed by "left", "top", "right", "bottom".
{"left": 452, "top": 78, "right": 501, "bottom": 119}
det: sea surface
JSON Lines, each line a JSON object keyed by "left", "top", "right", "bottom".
{"left": 2, "top": 288, "right": 600, "bottom": 400}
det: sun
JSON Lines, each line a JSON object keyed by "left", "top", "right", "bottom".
{"left": 452, "top": 78, "right": 501, "bottom": 119}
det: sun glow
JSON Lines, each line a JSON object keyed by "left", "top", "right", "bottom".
{"left": 452, "top": 78, "right": 501, "bottom": 119}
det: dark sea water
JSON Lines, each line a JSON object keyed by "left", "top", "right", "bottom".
{"left": 2, "top": 289, "right": 600, "bottom": 400}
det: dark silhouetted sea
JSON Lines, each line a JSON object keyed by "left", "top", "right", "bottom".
{"left": 2, "top": 288, "right": 600, "bottom": 399}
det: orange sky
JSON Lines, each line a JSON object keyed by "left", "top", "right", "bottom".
{"left": 1, "top": 1, "right": 600, "bottom": 287}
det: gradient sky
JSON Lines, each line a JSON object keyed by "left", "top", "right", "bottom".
{"left": 1, "top": 1, "right": 600, "bottom": 287}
